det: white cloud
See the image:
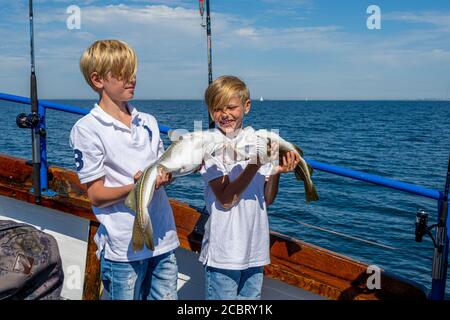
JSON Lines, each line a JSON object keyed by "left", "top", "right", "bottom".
{"left": 384, "top": 11, "right": 450, "bottom": 30}
{"left": 82, "top": 4, "right": 198, "bottom": 24}
{"left": 261, "top": 0, "right": 314, "bottom": 9}
{"left": 236, "top": 28, "right": 258, "bottom": 38}
{"left": 1, "top": 4, "right": 450, "bottom": 99}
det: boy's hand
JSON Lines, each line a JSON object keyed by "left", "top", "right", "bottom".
{"left": 156, "top": 172, "right": 172, "bottom": 189}
{"left": 274, "top": 151, "right": 300, "bottom": 174}
{"left": 133, "top": 170, "right": 143, "bottom": 183}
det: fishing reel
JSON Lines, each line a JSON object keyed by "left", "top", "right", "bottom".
{"left": 415, "top": 208, "right": 438, "bottom": 248}
{"left": 16, "top": 113, "right": 46, "bottom": 137}
{"left": 16, "top": 112, "right": 39, "bottom": 129}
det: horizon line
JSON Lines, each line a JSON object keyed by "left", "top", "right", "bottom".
{"left": 35, "top": 98, "right": 450, "bottom": 102}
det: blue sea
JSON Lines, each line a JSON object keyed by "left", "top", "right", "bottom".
{"left": 0, "top": 99, "right": 449, "bottom": 298}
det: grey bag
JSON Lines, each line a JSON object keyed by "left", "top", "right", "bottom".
{"left": 0, "top": 220, "right": 64, "bottom": 300}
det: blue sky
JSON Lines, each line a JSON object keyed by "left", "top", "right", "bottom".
{"left": 1, "top": 0, "right": 450, "bottom": 99}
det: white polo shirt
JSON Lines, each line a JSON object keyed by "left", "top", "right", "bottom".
{"left": 199, "top": 127, "right": 272, "bottom": 270}
{"left": 69, "top": 103, "right": 179, "bottom": 262}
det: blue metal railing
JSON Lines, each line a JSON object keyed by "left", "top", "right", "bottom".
{"left": 0, "top": 92, "right": 171, "bottom": 133}
{"left": 308, "top": 160, "right": 446, "bottom": 201}
{"left": 0, "top": 91, "right": 448, "bottom": 300}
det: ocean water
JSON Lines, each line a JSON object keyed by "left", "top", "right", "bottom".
{"left": 0, "top": 99, "right": 449, "bottom": 298}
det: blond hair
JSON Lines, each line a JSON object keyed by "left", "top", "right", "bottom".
{"left": 80, "top": 39, "right": 137, "bottom": 91}
{"left": 204, "top": 75, "right": 250, "bottom": 116}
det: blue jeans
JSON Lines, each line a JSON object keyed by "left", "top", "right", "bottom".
{"left": 205, "top": 266, "right": 264, "bottom": 300}
{"left": 100, "top": 251, "right": 178, "bottom": 300}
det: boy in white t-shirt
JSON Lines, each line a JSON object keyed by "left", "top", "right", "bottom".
{"left": 69, "top": 40, "right": 179, "bottom": 300}
{"left": 200, "top": 75, "right": 301, "bottom": 299}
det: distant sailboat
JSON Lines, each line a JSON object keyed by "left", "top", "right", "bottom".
{"left": 260, "top": 96, "right": 264, "bottom": 102}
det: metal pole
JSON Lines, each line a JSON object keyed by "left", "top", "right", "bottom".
{"left": 29, "top": 0, "right": 41, "bottom": 204}
{"left": 38, "top": 102, "right": 48, "bottom": 192}
{"left": 430, "top": 155, "right": 450, "bottom": 300}
{"left": 205, "top": 0, "right": 214, "bottom": 128}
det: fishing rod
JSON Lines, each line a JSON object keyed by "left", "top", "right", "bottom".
{"left": 430, "top": 155, "right": 450, "bottom": 299}
{"left": 199, "top": 0, "right": 214, "bottom": 128}
{"left": 16, "top": 0, "right": 42, "bottom": 204}
{"left": 417, "top": 155, "right": 450, "bottom": 299}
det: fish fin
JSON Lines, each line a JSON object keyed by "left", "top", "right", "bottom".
{"left": 125, "top": 186, "right": 137, "bottom": 212}
{"left": 132, "top": 217, "right": 144, "bottom": 252}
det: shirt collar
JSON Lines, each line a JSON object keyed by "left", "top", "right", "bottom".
{"left": 91, "top": 103, "right": 140, "bottom": 130}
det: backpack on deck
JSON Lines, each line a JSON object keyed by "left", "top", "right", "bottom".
{"left": 0, "top": 220, "right": 64, "bottom": 300}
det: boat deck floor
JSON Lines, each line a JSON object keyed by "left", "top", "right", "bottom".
{"left": 175, "top": 247, "right": 326, "bottom": 300}
{"left": 0, "top": 195, "right": 325, "bottom": 300}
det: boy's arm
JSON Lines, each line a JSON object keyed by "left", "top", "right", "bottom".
{"left": 209, "top": 163, "right": 262, "bottom": 209}
{"left": 86, "top": 171, "right": 171, "bottom": 208}
{"left": 86, "top": 177, "right": 134, "bottom": 208}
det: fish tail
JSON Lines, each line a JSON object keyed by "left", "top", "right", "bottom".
{"left": 305, "top": 181, "right": 319, "bottom": 203}
{"left": 131, "top": 165, "right": 158, "bottom": 252}
{"left": 294, "top": 162, "right": 319, "bottom": 203}
{"left": 132, "top": 216, "right": 144, "bottom": 252}
{"left": 138, "top": 166, "right": 158, "bottom": 251}
{"left": 307, "top": 162, "right": 314, "bottom": 175}
{"left": 292, "top": 147, "right": 313, "bottom": 177}
{"left": 294, "top": 165, "right": 302, "bottom": 181}
{"left": 144, "top": 222, "right": 155, "bottom": 251}
{"left": 295, "top": 163, "right": 311, "bottom": 181}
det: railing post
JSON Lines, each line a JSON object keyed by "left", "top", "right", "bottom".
{"left": 429, "top": 156, "right": 450, "bottom": 300}
{"left": 429, "top": 197, "right": 449, "bottom": 300}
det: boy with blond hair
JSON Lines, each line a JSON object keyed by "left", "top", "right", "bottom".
{"left": 200, "top": 75, "right": 300, "bottom": 299}
{"left": 70, "top": 40, "right": 179, "bottom": 300}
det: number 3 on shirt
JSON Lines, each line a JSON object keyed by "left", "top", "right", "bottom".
{"left": 74, "top": 149, "right": 84, "bottom": 171}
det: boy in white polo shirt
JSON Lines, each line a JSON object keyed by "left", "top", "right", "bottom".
{"left": 69, "top": 40, "right": 179, "bottom": 300}
{"left": 200, "top": 75, "right": 301, "bottom": 299}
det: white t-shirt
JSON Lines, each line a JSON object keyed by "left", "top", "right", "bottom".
{"left": 199, "top": 127, "right": 272, "bottom": 270}
{"left": 69, "top": 103, "right": 179, "bottom": 262}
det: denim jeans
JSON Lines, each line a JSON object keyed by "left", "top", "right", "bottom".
{"left": 205, "top": 266, "right": 264, "bottom": 300}
{"left": 100, "top": 250, "right": 178, "bottom": 300}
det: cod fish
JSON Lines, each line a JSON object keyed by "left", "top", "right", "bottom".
{"left": 125, "top": 127, "right": 318, "bottom": 252}
{"left": 234, "top": 128, "right": 319, "bottom": 203}
{"left": 125, "top": 129, "right": 228, "bottom": 252}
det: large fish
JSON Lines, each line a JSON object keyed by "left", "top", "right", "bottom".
{"left": 125, "top": 129, "right": 228, "bottom": 252}
{"left": 234, "top": 128, "right": 319, "bottom": 203}
{"left": 125, "top": 127, "right": 318, "bottom": 252}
